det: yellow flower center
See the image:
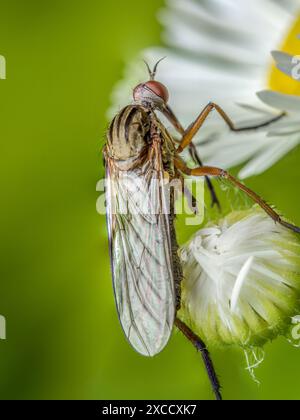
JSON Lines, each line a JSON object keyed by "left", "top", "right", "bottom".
{"left": 268, "top": 15, "right": 300, "bottom": 95}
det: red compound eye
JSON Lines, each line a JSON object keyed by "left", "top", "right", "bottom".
{"left": 144, "top": 81, "right": 169, "bottom": 102}
{"left": 133, "top": 81, "right": 169, "bottom": 103}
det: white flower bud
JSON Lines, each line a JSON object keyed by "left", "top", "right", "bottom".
{"left": 179, "top": 207, "right": 300, "bottom": 348}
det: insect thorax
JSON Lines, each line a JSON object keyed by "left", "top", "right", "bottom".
{"left": 106, "top": 105, "right": 151, "bottom": 161}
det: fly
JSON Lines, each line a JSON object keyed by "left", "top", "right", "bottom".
{"left": 103, "top": 59, "right": 300, "bottom": 400}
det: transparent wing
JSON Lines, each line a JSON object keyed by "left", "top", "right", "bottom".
{"left": 105, "top": 156, "right": 176, "bottom": 357}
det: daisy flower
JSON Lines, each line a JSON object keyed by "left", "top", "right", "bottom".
{"left": 179, "top": 207, "right": 300, "bottom": 350}
{"left": 109, "top": 0, "right": 300, "bottom": 178}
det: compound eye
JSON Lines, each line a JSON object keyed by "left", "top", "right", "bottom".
{"left": 144, "top": 81, "right": 169, "bottom": 103}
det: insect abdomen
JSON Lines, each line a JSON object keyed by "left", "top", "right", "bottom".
{"left": 107, "top": 105, "right": 150, "bottom": 160}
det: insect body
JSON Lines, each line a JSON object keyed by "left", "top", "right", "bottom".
{"left": 104, "top": 103, "right": 183, "bottom": 357}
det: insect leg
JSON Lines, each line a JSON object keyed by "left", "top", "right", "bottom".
{"left": 161, "top": 104, "right": 185, "bottom": 135}
{"left": 189, "top": 142, "right": 221, "bottom": 210}
{"left": 175, "top": 157, "right": 300, "bottom": 234}
{"left": 161, "top": 105, "right": 221, "bottom": 209}
{"left": 174, "top": 102, "right": 285, "bottom": 154}
{"left": 175, "top": 318, "right": 222, "bottom": 401}
{"left": 182, "top": 182, "right": 199, "bottom": 216}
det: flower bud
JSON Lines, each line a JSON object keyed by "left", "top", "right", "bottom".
{"left": 178, "top": 207, "right": 300, "bottom": 349}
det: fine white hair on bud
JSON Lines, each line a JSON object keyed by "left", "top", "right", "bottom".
{"left": 179, "top": 207, "right": 300, "bottom": 349}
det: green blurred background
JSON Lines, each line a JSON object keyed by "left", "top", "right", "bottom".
{"left": 0, "top": 0, "right": 300, "bottom": 400}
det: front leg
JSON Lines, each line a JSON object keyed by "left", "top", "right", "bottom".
{"left": 170, "top": 102, "right": 285, "bottom": 154}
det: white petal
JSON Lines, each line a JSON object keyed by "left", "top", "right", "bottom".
{"left": 271, "top": 50, "right": 296, "bottom": 78}
{"left": 238, "top": 134, "right": 300, "bottom": 179}
{"left": 257, "top": 90, "right": 300, "bottom": 112}
{"left": 231, "top": 256, "right": 254, "bottom": 313}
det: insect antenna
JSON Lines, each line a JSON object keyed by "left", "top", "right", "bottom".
{"left": 143, "top": 57, "right": 167, "bottom": 80}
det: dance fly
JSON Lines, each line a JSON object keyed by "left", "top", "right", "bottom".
{"left": 103, "top": 59, "right": 299, "bottom": 399}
